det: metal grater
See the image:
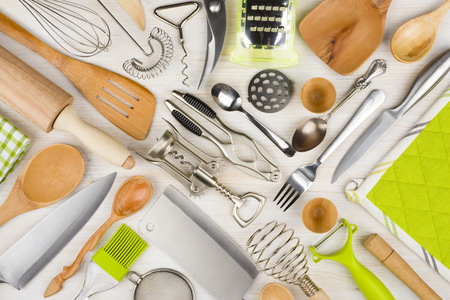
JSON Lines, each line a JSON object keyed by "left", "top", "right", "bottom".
{"left": 245, "top": 0, "right": 290, "bottom": 48}
{"left": 231, "top": 0, "right": 298, "bottom": 67}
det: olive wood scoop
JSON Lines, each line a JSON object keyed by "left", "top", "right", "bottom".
{"left": 0, "top": 144, "right": 84, "bottom": 226}
{"left": 0, "top": 12, "right": 155, "bottom": 140}
{"left": 0, "top": 45, "right": 134, "bottom": 169}
{"left": 44, "top": 176, "right": 153, "bottom": 297}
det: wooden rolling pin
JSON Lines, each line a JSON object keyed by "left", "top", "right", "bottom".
{"left": 364, "top": 234, "right": 442, "bottom": 300}
{"left": 0, "top": 45, "right": 134, "bottom": 169}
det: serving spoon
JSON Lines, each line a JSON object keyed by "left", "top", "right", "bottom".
{"left": 292, "top": 60, "right": 387, "bottom": 152}
{"left": 0, "top": 144, "right": 84, "bottom": 226}
{"left": 211, "top": 83, "right": 296, "bottom": 157}
{"left": 391, "top": 0, "right": 450, "bottom": 63}
{"left": 44, "top": 176, "right": 153, "bottom": 297}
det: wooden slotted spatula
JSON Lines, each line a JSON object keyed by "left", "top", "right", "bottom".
{"left": 0, "top": 12, "right": 155, "bottom": 140}
{"left": 299, "top": 0, "right": 392, "bottom": 75}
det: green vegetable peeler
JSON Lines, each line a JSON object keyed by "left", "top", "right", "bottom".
{"left": 310, "top": 219, "right": 395, "bottom": 300}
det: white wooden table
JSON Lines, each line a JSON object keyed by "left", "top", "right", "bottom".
{"left": 0, "top": 0, "right": 449, "bottom": 299}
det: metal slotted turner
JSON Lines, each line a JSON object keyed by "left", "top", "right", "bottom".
{"left": 274, "top": 90, "right": 385, "bottom": 211}
{"left": 0, "top": 12, "right": 155, "bottom": 140}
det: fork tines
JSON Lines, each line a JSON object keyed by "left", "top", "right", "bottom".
{"left": 274, "top": 182, "right": 300, "bottom": 211}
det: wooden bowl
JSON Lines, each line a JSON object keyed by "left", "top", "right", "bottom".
{"left": 301, "top": 78, "right": 336, "bottom": 113}
{"left": 260, "top": 283, "right": 293, "bottom": 300}
{"left": 302, "top": 197, "right": 338, "bottom": 233}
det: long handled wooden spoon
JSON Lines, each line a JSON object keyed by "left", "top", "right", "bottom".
{"left": 391, "top": 0, "right": 450, "bottom": 63}
{"left": 0, "top": 144, "right": 84, "bottom": 226}
{"left": 44, "top": 176, "right": 153, "bottom": 297}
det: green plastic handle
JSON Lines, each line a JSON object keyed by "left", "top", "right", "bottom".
{"left": 310, "top": 219, "right": 395, "bottom": 300}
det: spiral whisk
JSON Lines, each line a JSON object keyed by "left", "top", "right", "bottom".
{"left": 20, "top": 0, "right": 111, "bottom": 57}
{"left": 247, "top": 221, "right": 327, "bottom": 298}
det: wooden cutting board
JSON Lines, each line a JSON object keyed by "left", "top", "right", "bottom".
{"left": 299, "top": 0, "right": 392, "bottom": 75}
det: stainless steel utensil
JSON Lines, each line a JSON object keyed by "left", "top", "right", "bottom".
{"left": 19, "top": 0, "right": 111, "bottom": 57}
{"left": 247, "top": 221, "right": 330, "bottom": 299}
{"left": 138, "top": 122, "right": 265, "bottom": 227}
{"left": 139, "top": 185, "right": 259, "bottom": 300}
{"left": 154, "top": 2, "right": 200, "bottom": 87}
{"left": 0, "top": 172, "right": 116, "bottom": 289}
{"left": 332, "top": 49, "right": 450, "bottom": 183}
{"left": 274, "top": 90, "right": 385, "bottom": 211}
{"left": 198, "top": 0, "right": 226, "bottom": 89}
{"left": 293, "top": 60, "right": 387, "bottom": 152}
{"left": 169, "top": 91, "right": 281, "bottom": 182}
{"left": 211, "top": 83, "right": 296, "bottom": 157}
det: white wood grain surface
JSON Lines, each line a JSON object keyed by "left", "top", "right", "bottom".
{"left": 0, "top": 0, "right": 449, "bottom": 299}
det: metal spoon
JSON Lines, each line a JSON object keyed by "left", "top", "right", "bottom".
{"left": 211, "top": 83, "right": 296, "bottom": 157}
{"left": 292, "top": 59, "right": 387, "bottom": 152}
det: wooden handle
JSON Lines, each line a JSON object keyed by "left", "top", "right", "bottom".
{"left": 309, "top": 289, "right": 331, "bottom": 300}
{"left": 0, "top": 12, "right": 67, "bottom": 68}
{"left": 0, "top": 45, "right": 72, "bottom": 132}
{"left": 118, "top": 0, "right": 145, "bottom": 30}
{"left": 364, "top": 234, "right": 442, "bottom": 300}
{"left": 54, "top": 106, "right": 134, "bottom": 169}
{"left": 44, "top": 217, "right": 117, "bottom": 297}
{"left": 0, "top": 189, "right": 31, "bottom": 226}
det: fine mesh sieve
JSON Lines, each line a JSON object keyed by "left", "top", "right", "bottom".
{"left": 128, "top": 269, "right": 195, "bottom": 300}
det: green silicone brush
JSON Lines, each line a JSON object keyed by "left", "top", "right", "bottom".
{"left": 75, "top": 224, "right": 148, "bottom": 300}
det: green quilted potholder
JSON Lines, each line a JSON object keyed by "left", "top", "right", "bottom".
{"left": 367, "top": 102, "right": 450, "bottom": 269}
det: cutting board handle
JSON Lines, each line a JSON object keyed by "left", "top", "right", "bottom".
{"left": 54, "top": 106, "right": 134, "bottom": 169}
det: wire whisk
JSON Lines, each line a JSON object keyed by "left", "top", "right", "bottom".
{"left": 19, "top": 0, "right": 111, "bottom": 57}
{"left": 247, "top": 221, "right": 330, "bottom": 299}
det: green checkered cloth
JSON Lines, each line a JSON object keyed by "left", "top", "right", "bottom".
{"left": 0, "top": 116, "right": 30, "bottom": 185}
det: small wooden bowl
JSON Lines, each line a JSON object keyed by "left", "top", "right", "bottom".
{"left": 301, "top": 77, "right": 336, "bottom": 113}
{"left": 302, "top": 197, "right": 338, "bottom": 233}
{"left": 260, "top": 283, "right": 293, "bottom": 300}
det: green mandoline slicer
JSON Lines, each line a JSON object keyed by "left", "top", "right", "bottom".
{"left": 310, "top": 219, "right": 395, "bottom": 300}
{"left": 230, "top": 0, "right": 298, "bottom": 67}
{"left": 75, "top": 224, "right": 148, "bottom": 300}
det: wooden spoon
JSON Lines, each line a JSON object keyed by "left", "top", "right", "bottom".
{"left": 0, "top": 144, "right": 84, "bottom": 226}
{"left": 299, "top": 0, "right": 392, "bottom": 75}
{"left": 260, "top": 283, "right": 294, "bottom": 300}
{"left": 391, "top": 0, "right": 450, "bottom": 63}
{"left": 44, "top": 176, "right": 152, "bottom": 298}
{"left": 301, "top": 77, "right": 336, "bottom": 113}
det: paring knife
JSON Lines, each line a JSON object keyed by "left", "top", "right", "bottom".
{"left": 198, "top": 0, "right": 226, "bottom": 89}
{"left": 332, "top": 49, "right": 450, "bottom": 183}
{"left": 0, "top": 173, "right": 116, "bottom": 289}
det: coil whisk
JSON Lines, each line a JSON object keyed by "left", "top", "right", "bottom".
{"left": 247, "top": 221, "right": 321, "bottom": 297}
{"left": 123, "top": 27, "right": 174, "bottom": 80}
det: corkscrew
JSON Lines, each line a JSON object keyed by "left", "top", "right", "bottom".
{"left": 247, "top": 221, "right": 330, "bottom": 299}
{"left": 154, "top": 2, "right": 200, "bottom": 87}
{"left": 138, "top": 122, "right": 266, "bottom": 228}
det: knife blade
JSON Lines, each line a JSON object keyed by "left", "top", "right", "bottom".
{"left": 198, "top": 0, "right": 226, "bottom": 89}
{"left": 332, "top": 49, "right": 450, "bottom": 183}
{"left": 0, "top": 172, "right": 116, "bottom": 289}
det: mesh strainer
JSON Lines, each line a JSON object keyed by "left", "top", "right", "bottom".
{"left": 128, "top": 269, "right": 195, "bottom": 300}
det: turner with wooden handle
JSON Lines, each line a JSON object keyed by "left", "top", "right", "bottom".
{"left": 364, "top": 234, "right": 442, "bottom": 300}
{"left": 0, "top": 45, "right": 134, "bottom": 169}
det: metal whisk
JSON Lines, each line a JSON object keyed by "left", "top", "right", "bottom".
{"left": 19, "top": 0, "right": 111, "bottom": 57}
{"left": 247, "top": 221, "right": 330, "bottom": 299}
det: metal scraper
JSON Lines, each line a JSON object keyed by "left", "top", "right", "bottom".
{"left": 139, "top": 185, "right": 259, "bottom": 300}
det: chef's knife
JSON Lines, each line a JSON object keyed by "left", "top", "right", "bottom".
{"left": 332, "top": 49, "right": 450, "bottom": 183}
{"left": 0, "top": 172, "right": 116, "bottom": 289}
{"left": 198, "top": 0, "right": 226, "bottom": 89}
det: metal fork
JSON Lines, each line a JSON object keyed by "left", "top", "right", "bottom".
{"left": 274, "top": 90, "right": 385, "bottom": 211}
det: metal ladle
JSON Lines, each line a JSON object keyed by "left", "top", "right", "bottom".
{"left": 211, "top": 83, "right": 296, "bottom": 157}
{"left": 292, "top": 60, "right": 387, "bottom": 152}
